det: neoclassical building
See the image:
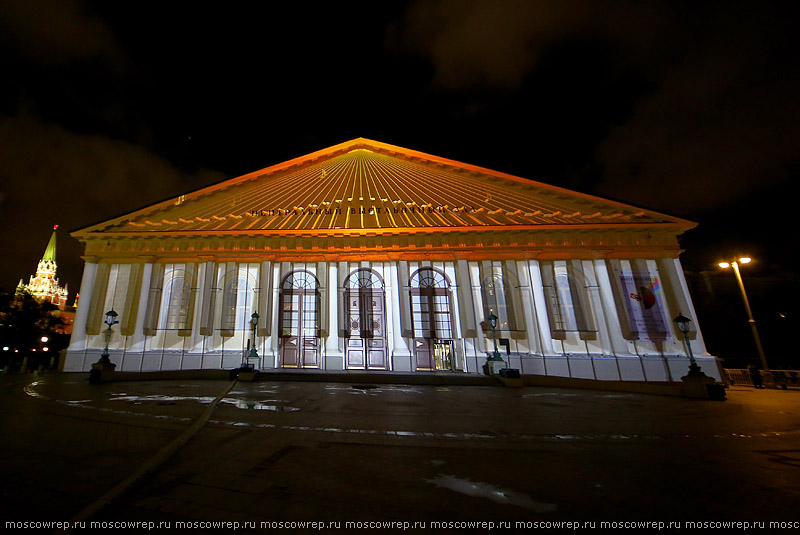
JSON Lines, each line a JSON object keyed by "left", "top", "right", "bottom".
{"left": 63, "top": 138, "right": 721, "bottom": 381}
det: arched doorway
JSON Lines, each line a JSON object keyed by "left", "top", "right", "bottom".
{"left": 410, "top": 267, "right": 455, "bottom": 371}
{"left": 344, "top": 268, "right": 388, "bottom": 369}
{"left": 279, "top": 270, "right": 320, "bottom": 368}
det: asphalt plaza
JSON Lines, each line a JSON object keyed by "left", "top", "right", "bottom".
{"left": 1, "top": 373, "right": 799, "bottom": 532}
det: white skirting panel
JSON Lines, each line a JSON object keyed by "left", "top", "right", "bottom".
{"left": 62, "top": 348, "right": 721, "bottom": 381}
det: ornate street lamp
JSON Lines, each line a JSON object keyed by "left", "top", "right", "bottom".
{"left": 246, "top": 311, "right": 259, "bottom": 368}
{"left": 673, "top": 312, "right": 703, "bottom": 377}
{"left": 98, "top": 309, "right": 118, "bottom": 365}
{"left": 718, "top": 257, "right": 769, "bottom": 371}
{"left": 487, "top": 312, "right": 503, "bottom": 362}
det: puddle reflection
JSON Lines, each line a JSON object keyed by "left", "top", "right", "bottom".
{"left": 324, "top": 385, "right": 424, "bottom": 395}
{"left": 220, "top": 398, "right": 299, "bottom": 411}
{"left": 109, "top": 394, "right": 217, "bottom": 404}
{"left": 426, "top": 474, "right": 557, "bottom": 513}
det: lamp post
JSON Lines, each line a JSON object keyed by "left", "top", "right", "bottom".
{"left": 718, "top": 257, "right": 769, "bottom": 371}
{"left": 673, "top": 312, "right": 703, "bottom": 376}
{"left": 674, "top": 312, "right": 728, "bottom": 400}
{"left": 487, "top": 312, "right": 503, "bottom": 362}
{"left": 246, "top": 311, "right": 259, "bottom": 369}
{"left": 98, "top": 309, "right": 118, "bottom": 365}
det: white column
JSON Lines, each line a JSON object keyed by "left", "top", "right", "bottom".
{"left": 444, "top": 261, "right": 467, "bottom": 372}
{"left": 469, "top": 262, "right": 488, "bottom": 355}
{"left": 270, "top": 263, "right": 281, "bottom": 367}
{"left": 517, "top": 259, "right": 543, "bottom": 356}
{"left": 68, "top": 261, "right": 98, "bottom": 350}
{"left": 666, "top": 258, "right": 711, "bottom": 357}
{"left": 189, "top": 262, "right": 206, "bottom": 354}
{"left": 389, "top": 261, "right": 412, "bottom": 369}
{"left": 593, "top": 259, "right": 633, "bottom": 356}
{"left": 129, "top": 262, "right": 154, "bottom": 353}
{"left": 583, "top": 260, "right": 613, "bottom": 356}
{"left": 582, "top": 259, "right": 622, "bottom": 380}
{"left": 528, "top": 260, "right": 555, "bottom": 355}
{"left": 326, "top": 262, "right": 344, "bottom": 367}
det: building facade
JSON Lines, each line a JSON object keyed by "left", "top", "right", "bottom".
{"left": 63, "top": 139, "right": 720, "bottom": 381}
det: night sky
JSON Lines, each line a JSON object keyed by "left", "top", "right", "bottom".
{"left": 2, "top": 0, "right": 798, "bottom": 297}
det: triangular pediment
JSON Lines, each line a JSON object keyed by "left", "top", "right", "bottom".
{"left": 74, "top": 138, "right": 693, "bottom": 238}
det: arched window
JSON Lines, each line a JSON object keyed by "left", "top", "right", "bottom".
{"left": 344, "top": 268, "right": 385, "bottom": 339}
{"left": 410, "top": 267, "right": 453, "bottom": 339}
{"left": 553, "top": 265, "right": 579, "bottom": 331}
{"left": 162, "top": 269, "right": 189, "bottom": 330}
{"left": 218, "top": 263, "right": 259, "bottom": 336}
{"left": 344, "top": 268, "right": 384, "bottom": 290}
{"left": 410, "top": 267, "right": 454, "bottom": 370}
{"left": 481, "top": 265, "right": 515, "bottom": 331}
{"left": 541, "top": 260, "right": 596, "bottom": 339}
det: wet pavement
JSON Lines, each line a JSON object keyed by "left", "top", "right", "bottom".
{"left": 2, "top": 373, "right": 799, "bottom": 531}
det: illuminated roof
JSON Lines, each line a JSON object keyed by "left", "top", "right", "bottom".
{"left": 43, "top": 225, "right": 58, "bottom": 262}
{"left": 74, "top": 138, "right": 694, "bottom": 238}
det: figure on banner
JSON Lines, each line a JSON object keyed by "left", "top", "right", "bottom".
{"left": 630, "top": 277, "right": 658, "bottom": 309}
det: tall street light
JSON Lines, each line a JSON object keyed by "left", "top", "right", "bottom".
{"left": 718, "top": 257, "right": 769, "bottom": 371}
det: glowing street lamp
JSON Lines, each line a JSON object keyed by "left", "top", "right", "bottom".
{"left": 246, "top": 311, "right": 259, "bottom": 368}
{"left": 718, "top": 257, "right": 769, "bottom": 371}
{"left": 487, "top": 312, "right": 503, "bottom": 362}
{"left": 98, "top": 309, "right": 118, "bottom": 365}
{"left": 673, "top": 312, "right": 702, "bottom": 375}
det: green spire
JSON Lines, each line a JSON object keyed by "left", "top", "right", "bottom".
{"left": 43, "top": 225, "right": 58, "bottom": 263}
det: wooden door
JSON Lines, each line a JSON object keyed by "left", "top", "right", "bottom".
{"left": 345, "top": 289, "right": 387, "bottom": 369}
{"left": 279, "top": 271, "right": 320, "bottom": 368}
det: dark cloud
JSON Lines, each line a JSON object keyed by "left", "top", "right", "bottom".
{"left": 0, "top": 0, "right": 124, "bottom": 66}
{"left": 393, "top": 1, "right": 800, "bottom": 217}
{"left": 391, "top": 0, "right": 665, "bottom": 90}
{"left": 0, "top": 114, "right": 224, "bottom": 293}
{"left": 595, "top": 57, "right": 800, "bottom": 214}
{"left": 594, "top": 3, "right": 800, "bottom": 215}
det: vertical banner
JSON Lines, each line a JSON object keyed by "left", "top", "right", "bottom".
{"left": 85, "top": 263, "right": 111, "bottom": 335}
{"left": 120, "top": 263, "right": 144, "bottom": 336}
{"left": 539, "top": 260, "right": 566, "bottom": 340}
{"left": 567, "top": 260, "right": 597, "bottom": 340}
{"left": 178, "top": 263, "right": 198, "bottom": 337}
{"left": 199, "top": 260, "right": 217, "bottom": 336}
{"left": 219, "top": 262, "right": 237, "bottom": 337}
{"left": 317, "top": 261, "right": 329, "bottom": 338}
{"left": 397, "top": 261, "right": 412, "bottom": 338}
{"left": 617, "top": 261, "right": 670, "bottom": 342}
{"left": 503, "top": 260, "right": 526, "bottom": 338}
{"left": 338, "top": 261, "right": 349, "bottom": 338}
{"left": 142, "top": 263, "right": 165, "bottom": 336}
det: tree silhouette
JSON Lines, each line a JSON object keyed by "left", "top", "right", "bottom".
{"left": 0, "top": 291, "right": 67, "bottom": 369}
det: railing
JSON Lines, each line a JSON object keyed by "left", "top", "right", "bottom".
{"left": 724, "top": 368, "right": 800, "bottom": 389}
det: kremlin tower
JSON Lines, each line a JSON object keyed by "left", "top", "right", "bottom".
{"left": 17, "top": 225, "right": 69, "bottom": 310}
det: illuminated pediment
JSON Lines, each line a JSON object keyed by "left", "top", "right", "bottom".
{"left": 73, "top": 138, "right": 693, "bottom": 238}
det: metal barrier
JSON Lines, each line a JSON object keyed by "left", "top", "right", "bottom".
{"left": 724, "top": 368, "right": 800, "bottom": 389}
